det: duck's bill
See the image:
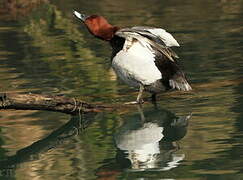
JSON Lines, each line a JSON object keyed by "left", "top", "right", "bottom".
{"left": 73, "top": 10, "right": 88, "bottom": 21}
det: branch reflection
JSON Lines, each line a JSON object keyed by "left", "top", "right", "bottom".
{"left": 0, "top": 112, "right": 95, "bottom": 177}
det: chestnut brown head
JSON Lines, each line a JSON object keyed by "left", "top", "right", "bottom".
{"left": 73, "top": 11, "right": 119, "bottom": 41}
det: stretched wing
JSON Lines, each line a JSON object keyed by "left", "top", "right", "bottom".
{"left": 131, "top": 26, "right": 180, "bottom": 47}
{"left": 115, "top": 27, "right": 179, "bottom": 61}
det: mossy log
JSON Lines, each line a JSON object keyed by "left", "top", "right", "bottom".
{"left": 0, "top": 93, "right": 112, "bottom": 115}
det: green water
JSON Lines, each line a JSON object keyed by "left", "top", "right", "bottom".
{"left": 0, "top": 0, "right": 243, "bottom": 179}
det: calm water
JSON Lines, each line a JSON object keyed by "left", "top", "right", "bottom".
{"left": 0, "top": 0, "right": 243, "bottom": 179}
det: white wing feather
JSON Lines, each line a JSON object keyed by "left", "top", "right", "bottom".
{"left": 147, "top": 28, "right": 180, "bottom": 47}
{"left": 131, "top": 26, "right": 180, "bottom": 47}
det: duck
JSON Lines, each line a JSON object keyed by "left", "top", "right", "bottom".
{"left": 73, "top": 11, "right": 192, "bottom": 104}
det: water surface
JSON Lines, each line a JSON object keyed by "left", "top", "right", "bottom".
{"left": 0, "top": 0, "right": 243, "bottom": 179}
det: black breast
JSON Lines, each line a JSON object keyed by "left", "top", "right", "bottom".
{"left": 110, "top": 35, "right": 125, "bottom": 60}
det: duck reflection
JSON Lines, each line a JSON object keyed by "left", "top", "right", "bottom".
{"left": 114, "top": 106, "right": 191, "bottom": 171}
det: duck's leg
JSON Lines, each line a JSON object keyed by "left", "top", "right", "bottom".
{"left": 151, "top": 93, "right": 157, "bottom": 102}
{"left": 151, "top": 93, "right": 158, "bottom": 107}
{"left": 125, "top": 84, "right": 144, "bottom": 104}
{"left": 136, "top": 84, "right": 144, "bottom": 104}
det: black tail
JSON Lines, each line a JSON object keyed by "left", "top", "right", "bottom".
{"left": 154, "top": 52, "right": 192, "bottom": 91}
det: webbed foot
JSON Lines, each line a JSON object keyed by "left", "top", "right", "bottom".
{"left": 124, "top": 99, "right": 144, "bottom": 105}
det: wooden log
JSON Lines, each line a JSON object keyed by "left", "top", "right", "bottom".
{"left": 0, "top": 93, "right": 112, "bottom": 115}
